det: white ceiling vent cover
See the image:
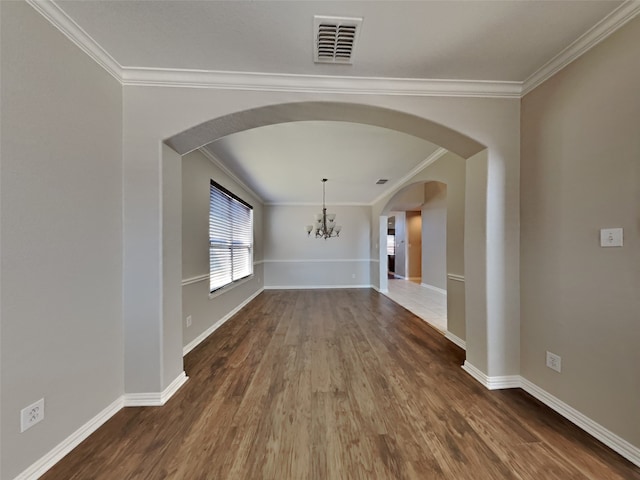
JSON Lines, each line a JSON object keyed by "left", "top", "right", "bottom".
{"left": 314, "top": 15, "right": 363, "bottom": 64}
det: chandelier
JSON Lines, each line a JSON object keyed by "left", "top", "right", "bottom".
{"left": 306, "top": 178, "right": 342, "bottom": 239}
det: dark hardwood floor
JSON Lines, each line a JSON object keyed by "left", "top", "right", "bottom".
{"left": 41, "top": 289, "right": 639, "bottom": 479}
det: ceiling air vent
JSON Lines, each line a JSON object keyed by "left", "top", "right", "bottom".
{"left": 376, "top": 179, "right": 388, "bottom": 185}
{"left": 314, "top": 15, "right": 363, "bottom": 64}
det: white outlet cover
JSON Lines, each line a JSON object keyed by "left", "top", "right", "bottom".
{"left": 546, "top": 351, "right": 562, "bottom": 373}
{"left": 600, "top": 228, "right": 623, "bottom": 247}
{"left": 21, "top": 398, "right": 45, "bottom": 432}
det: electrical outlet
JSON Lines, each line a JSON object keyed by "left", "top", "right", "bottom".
{"left": 21, "top": 398, "right": 45, "bottom": 432}
{"left": 546, "top": 351, "right": 562, "bottom": 373}
{"left": 186, "top": 315, "right": 192, "bottom": 328}
{"left": 351, "top": 273, "right": 356, "bottom": 279}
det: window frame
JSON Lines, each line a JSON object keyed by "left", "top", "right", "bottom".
{"left": 209, "top": 180, "right": 254, "bottom": 294}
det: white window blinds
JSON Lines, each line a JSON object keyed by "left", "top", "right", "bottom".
{"left": 209, "top": 180, "right": 253, "bottom": 292}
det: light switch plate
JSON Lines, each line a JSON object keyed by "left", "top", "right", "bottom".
{"left": 600, "top": 228, "right": 623, "bottom": 247}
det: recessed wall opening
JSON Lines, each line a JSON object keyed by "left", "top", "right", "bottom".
{"left": 381, "top": 181, "right": 451, "bottom": 334}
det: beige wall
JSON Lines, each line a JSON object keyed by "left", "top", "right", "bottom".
{"left": 521, "top": 16, "right": 640, "bottom": 448}
{"left": 181, "top": 150, "right": 264, "bottom": 349}
{"left": 1, "top": 2, "right": 123, "bottom": 478}
{"left": 264, "top": 205, "right": 372, "bottom": 288}
{"left": 421, "top": 182, "right": 447, "bottom": 290}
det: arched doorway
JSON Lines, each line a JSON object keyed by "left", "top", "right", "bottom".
{"left": 125, "top": 98, "right": 519, "bottom": 399}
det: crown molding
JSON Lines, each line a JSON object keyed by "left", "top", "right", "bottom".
{"left": 197, "top": 148, "right": 265, "bottom": 204}
{"left": 370, "top": 147, "right": 448, "bottom": 206}
{"left": 27, "top": 0, "right": 521, "bottom": 97}
{"left": 121, "top": 67, "right": 522, "bottom": 98}
{"left": 30, "top": 0, "right": 640, "bottom": 99}
{"left": 26, "top": 0, "right": 122, "bottom": 81}
{"left": 522, "top": 0, "right": 640, "bottom": 95}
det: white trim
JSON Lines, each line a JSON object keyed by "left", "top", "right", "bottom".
{"left": 14, "top": 396, "right": 125, "bottom": 480}
{"left": 28, "top": 1, "right": 640, "bottom": 100}
{"left": 447, "top": 273, "right": 465, "bottom": 282}
{"left": 263, "top": 284, "right": 373, "bottom": 290}
{"left": 262, "top": 258, "right": 374, "bottom": 263}
{"left": 370, "top": 148, "right": 448, "bottom": 206}
{"left": 208, "top": 274, "right": 255, "bottom": 299}
{"left": 520, "top": 377, "right": 640, "bottom": 468}
{"left": 182, "top": 274, "right": 208, "bottom": 286}
{"left": 370, "top": 259, "right": 380, "bottom": 263}
{"left": 522, "top": 1, "right": 640, "bottom": 95}
{"left": 183, "top": 288, "right": 264, "bottom": 355}
{"left": 460, "top": 364, "right": 640, "bottom": 466}
{"left": 198, "top": 148, "right": 264, "bottom": 203}
{"left": 122, "top": 67, "right": 521, "bottom": 98}
{"left": 182, "top": 261, "right": 262, "bottom": 286}
{"left": 123, "top": 371, "right": 188, "bottom": 407}
{"left": 421, "top": 283, "right": 447, "bottom": 295}
{"left": 25, "top": 0, "right": 122, "bottom": 81}
{"left": 461, "top": 361, "right": 521, "bottom": 390}
{"left": 444, "top": 331, "right": 466, "bottom": 350}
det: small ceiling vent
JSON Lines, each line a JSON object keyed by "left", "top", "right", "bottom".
{"left": 376, "top": 179, "right": 388, "bottom": 185}
{"left": 314, "top": 15, "right": 363, "bottom": 64}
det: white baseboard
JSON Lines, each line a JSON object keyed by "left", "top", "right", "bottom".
{"left": 520, "top": 377, "right": 640, "bottom": 467}
{"left": 263, "top": 284, "right": 373, "bottom": 290}
{"left": 421, "top": 283, "right": 447, "bottom": 295}
{"left": 461, "top": 363, "right": 640, "bottom": 468}
{"left": 14, "top": 396, "right": 125, "bottom": 480}
{"left": 445, "top": 331, "right": 466, "bottom": 350}
{"left": 462, "top": 361, "right": 521, "bottom": 390}
{"left": 123, "top": 371, "right": 188, "bottom": 407}
{"left": 183, "top": 287, "right": 264, "bottom": 356}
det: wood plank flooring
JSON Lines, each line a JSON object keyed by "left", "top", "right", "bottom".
{"left": 41, "top": 289, "right": 640, "bottom": 480}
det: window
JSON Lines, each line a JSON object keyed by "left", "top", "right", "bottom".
{"left": 209, "top": 180, "right": 253, "bottom": 292}
{"left": 387, "top": 234, "right": 395, "bottom": 256}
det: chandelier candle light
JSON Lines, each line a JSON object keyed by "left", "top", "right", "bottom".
{"left": 306, "top": 178, "right": 342, "bottom": 239}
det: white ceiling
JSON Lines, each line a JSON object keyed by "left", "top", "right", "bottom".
{"left": 48, "top": 0, "right": 629, "bottom": 206}
{"left": 203, "top": 121, "right": 442, "bottom": 204}
{"left": 56, "top": 0, "right": 621, "bottom": 82}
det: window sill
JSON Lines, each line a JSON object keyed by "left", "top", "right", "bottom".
{"left": 209, "top": 274, "right": 254, "bottom": 300}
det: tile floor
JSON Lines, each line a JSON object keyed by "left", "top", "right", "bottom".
{"left": 383, "top": 278, "right": 447, "bottom": 332}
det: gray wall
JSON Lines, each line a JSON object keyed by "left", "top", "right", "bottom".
{"left": 421, "top": 182, "right": 447, "bottom": 290}
{"left": 182, "top": 150, "right": 264, "bottom": 350}
{"left": 1, "top": 2, "right": 123, "bottom": 478}
{"left": 264, "top": 205, "right": 372, "bottom": 287}
{"left": 521, "top": 15, "right": 640, "bottom": 448}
